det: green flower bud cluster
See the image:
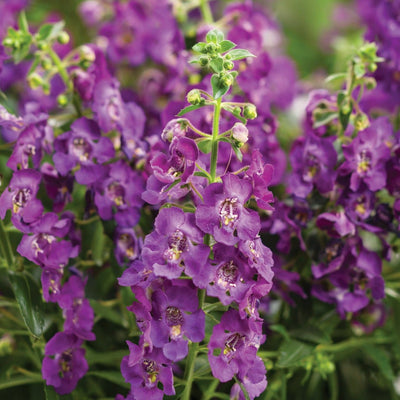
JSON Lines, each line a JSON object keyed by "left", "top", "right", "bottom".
{"left": 191, "top": 28, "right": 254, "bottom": 99}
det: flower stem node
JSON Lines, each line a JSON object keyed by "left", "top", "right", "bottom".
{"left": 243, "top": 104, "right": 257, "bottom": 119}
{"left": 28, "top": 73, "right": 43, "bottom": 89}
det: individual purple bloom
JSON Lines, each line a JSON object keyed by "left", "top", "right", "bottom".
{"left": 316, "top": 210, "right": 355, "bottom": 237}
{"left": 40, "top": 163, "right": 74, "bottom": 213}
{"left": 271, "top": 256, "right": 307, "bottom": 306}
{"left": 17, "top": 212, "right": 72, "bottom": 267}
{"left": 0, "top": 169, "right": 43, "bottom": 231}
{"left": 230, "top": 357, "right": 267, "bottom": 400}
{"left": 114, "top": 227, "right": 142, "bottom": 265}
{"left": 150, "top": 136, "right": 198, "bottom": 184}
{"left": 339, "top": 117, "right": 392, "bottom": 191}
{"left": 79, "top": 0, "right": 106, "bottom": 26}
{"left": 238, "top": 237, "right": 274, "bottom": 284}
{"left": 53, "top": 117, "right": 114, "bottom": 185}
{"left": 208, "top": 309, "right": 264, "bottom": 383}
{"left": 42, "top": 332, "right": 88, "bottom": 395}
{"left": 94, "top": 160, "right": 144, "bottom": 227}
{"left": 118, "top": 259, "right": 158, "bottom": 291}
{"left": 0, "top": 104, "right": 24, "bottom": 133}
{"left": 351, "top": 302, "right": 387, "bottom": 335}
{"left": 121, "top": 340, "right": 175, "bottom": 400}
{"left": 206, "top": 244, "right": 257, "bottom": 306}
{"left": 58, "top": 275, "right": 96, "bottom": 341}
{"left": 238, "top": 279, "right": 272, "bottom": 320}
{"left": 41, "top": 266, "right": 64, "bottom": 302}
{"left": 289, "top": 134, "right": 337, "bottom": 198}
{"left": 340, "top": 185, "right": 375, "bottom": 224}
{"left": 142, "top": 207, "right": 209, "bottom": 283}
{"left": 196, "top": 174, "right": 260, "bottom": 246}
{"left": 141, "top": 171, "right": 191, "bottom": 205}
{"left": 245, "top": 149, "right": 274, "bottom": 211}
{"left": 150, "top": 282, "right": 205, "bottom": 361}
{"left": 161, "top": 118, "right": 189, "bottom": 142}
{"left": 127, "top": 299, "right": 153, "bottom": 347}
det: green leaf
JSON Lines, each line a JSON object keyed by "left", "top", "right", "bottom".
{"left": 232, "top": 143, "right": 243, "bottom": 162}
{"left": 221, "top": 105, "right": 246, "bottom": 123}
{"left": 192, "top": 42, "right": 206, "bottom": 53}
{"left": 8, "top": 271, "right": 45, "bottom": 337}
{"left": 89, "top": 299, "right": 125, "bottom": 327}
{"left": 290, "top": 325, "right": 331, "bottom": 344}
{"left": 227, "top": 49, "right": 255, "bottom": 61}
{"left": 194, "top": 171, "right": 211, "bottom": 179}
{"left": 210, "top": 57, "right": 224, "bottom": 73}
{"left": 363, "top": 345, "right": 395, "bottom": 381}
{"left": 18, "top": 12, "right": 29, "bottom": 33}
{"left": 86, "top": 371, "right": 130, "bottom": 389}
{"left": 312, "top": 111, "right": 338, "bottom": 129}
{"left": 0, "top": 374, "right": 43, "bottom": 390}
{"left": 177, "top": 104, "right": 206, "bottom": 117}
{"left": 211, "top": 74, "right": 229, "bottom": 99}
{"left": 44, "top": 384, "right": 60, "bottom": 400}
{"left": 219, "top": 40, "right": 236, "bottom": 53}
{"left": 325, "top": 72, "right": 347, "bottom": 84}
{"left": 277, "top": 340, "right": 314, "bottom": 368}
{"left": 86, "top": 348, "right": 128, "bottom": 367}
{"left": 36, "top": 21, "right": 65, "bottom": 42}
{"left": 198, "top": 139, "right": 212, "bottom": 154}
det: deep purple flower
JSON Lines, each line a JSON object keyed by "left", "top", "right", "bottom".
{"left": 316, "top": 210, "right": 355, "bottom": 238}
{"left": 114, "top": 227, "right": 142, "bottom": 265}
{"left": 245, "top": 149, "right": 274, "bottom": 211}
{"left": 208, "top": 309, "right": 264, "bottom": 382}
{"left": 121, "top": 340, "right": 175, "bottom": 400}
{"left": 196, "top": 174, "right": 260, "bottom": 245}
{"left": 289, "top": 134, "right": 337, "bottom": 198}
{"left": 150, "top": 282, "right": 205, "bottom": 361}
{"left": 53, "top": 117, "right": 114, "bottom": 185}
{"left": 340, "top": 117, "right": 392, "bottom": 191}
{"left": 142, "top": 207, "right": 209, "bottom": 283}
{"left": 150, "top": 136, "right": 198, "bottom": 184}
{"left": 42, "top": 332, "right": 88, "bottom": 395}
{"left": 41, "top": 266, "right": 64, "bottom": 302}
{"left": 58, "top": 275, "right": 96, "bottom": 341}
{"left": 94, "top": 160, "right": 144, "bottom": 227}
{"left": 17, "top": 212, "right": 73, "bottom": 267}
{"left": 0, "top": 169, "right": 43, "bottom": 231}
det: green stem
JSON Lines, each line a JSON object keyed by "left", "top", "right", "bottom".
{"left": 210, "top": 98, "right": 222, "bottom": 182}
{"left": 199, "top": 0, "right": 213, "bottom": 24}
{"left": 234, "top": 375, "right": 251, "bottom": 400}
{"left": 47, "top": 47, "right": 72, "bottom": 91}
{"left": 328, "top": 371, "right": 339, "bottom": 400}
{"left": 181, "top": 289, "right": 206, "bottom": 400}
{"left": 0, "top": 219, "right": 14, "bottom": 268}
{"left": 317, "top": 337, "right": 391, "bottom": 353}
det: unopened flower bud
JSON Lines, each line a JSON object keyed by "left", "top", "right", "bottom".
{"left": 57, "top": 94, "right": 68, "bottom": 107}
{"left": 42, "top": 82, "right": 50, "bottom": 95}
{"left": 199, "top": 56, "right": 209, "bottom": 66}
{"left": 243, "top": 104, "right": 257, "bottom": 119}
{"left": 28, "top": 73, "right": 43, "bottom": 89}
{"left": 223, "top": 61, "right": 234, "bottom": 70}
{"left": 41, "top": 57, "right": 52, "bottom": 70}
{"left": 231, "top": 122, "right": 249, "bottom": 144}
{"left": 364, "top": 77, "right": 377, "bottom": 90}
{"left": 220, "top": 73, "right": 234, "bottom": 87}
{"left": 205, "top": 43, "right": 216, "bottom": 53}
{"left": 37, "top": 41, "right": 48, "bottom": 51}
{"left": 79, "top": 45, "right": 95, "bottom": 62}
{"left": 0, "top": 334, "right": 15, "bottom": 356}
{"left": 57, "top": 31, "right": 70, "bottom": 45}
{"left": 187, "top": 89, "right": 202, "bottom": 105}
{"left": 367, "top": 63, "right": 377, "bottom": 73}
{"left": 355, "top": 112, "right": 370, "bottom": 131}
{"left": 161, "top": 118, "right": 189, "bottom": 142}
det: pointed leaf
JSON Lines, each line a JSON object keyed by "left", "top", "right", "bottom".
{"left": 363, "top": 345, "right": 395, "bottom": 381}
{"left": 192, "top": 42, "right": 206, "bottom": 53}
{"left": 8, "top": 271, "right": 45, "bottom": 337}
{"left": 227, "top": 49, "right": 255, "bottom": 61}
{"left": 220, "top": 40, "right": 236, "bottom": 53}
{"left": 277, "top": 340, "right": 314, "bottom": 368}
{"left": 198, "top": 139, "right": 212, "bottom": 154}
{"left": 177, "top": 104, "right": 206, "bottom": 117}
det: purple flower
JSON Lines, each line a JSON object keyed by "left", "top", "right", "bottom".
{"left": 58, "top": 275, "right": 96, "bottom": 341}
{"left": 316, "top": 210, "right": 355, "bottom": 238}
{"left": 196, "top": 174, "right": 260, "bottom": 245}
{"left": 121, "top": 340, "right": 175, "bottom": 400}
{"left": 208, "top": 309, "right": 264, "bottom": 383}
{"left": 150, "top": 136, "right": 198, "bottom": 184}
{"left": 94, "top": 160, "right": 144, "bottom": 227}
{"left": 340, "top": 117, "right": 392, "bottom": 191}
{"left": 142, "top": 207, "right": 209, "bottom": 283}
{"left": 53, "top": 117, "right": 114, "bottom": 185}
{"left": 0, "top": 169, "right": 43, "bottom": 231}
{"left": 150, "top": 282, "right": 205, "bottom": 361}
{"left": 41, "top": 266, "right": 64, "bottom": 302}
{"left": 289, "top": 134, "right": 337, "bottom": 198}
{"left": 114, "top": 227, "right": 142, "bottom": 265}
{"left": 42, "top": 332, "right": 88, "bottom": 395}
{"left": 17, "top": 212, "right": 73, "bottom": 267}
